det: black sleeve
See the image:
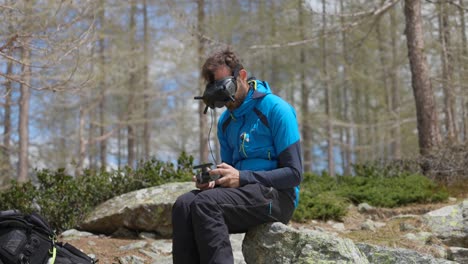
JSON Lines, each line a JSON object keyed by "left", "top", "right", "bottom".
{"left": 239, "top": 140, "right": 303, "bottom": 189}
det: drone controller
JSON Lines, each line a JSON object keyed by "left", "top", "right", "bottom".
{"left": 194, "top": 163, "right": 221, "bottom": 184}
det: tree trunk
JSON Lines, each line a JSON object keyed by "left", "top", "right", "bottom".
{"left": 2, "top": 51, "right": 13, "bottom": 176}
{"left": 322, "top": 0, "right": 335, "bottom": 177}
{"left": 127, "top": 2, "right": 137, "bottom": 167}
{"left": 142, "top": 0, "right": 151, "bottom": 160}
{"left": 17, "top": 0, "right": 33, "bottom": 182}
{"left": 299, "top": 0, "right": 312, "bottom": 172}
{"left": 458, "top": 0, "right": 468, "bottom": 143}
{"left": 76, "top": 103, "right": 86, "bottom": 177}
{"left": 18, "top": 41, "right": 31, "bottom": 182}
{"left": 438, "top": 1, "right": 457, "bottom": 144}
{"left": 340, "top": 0, "right": 353, "bottom": 175}
{"left": 404, "top": 0, "right": 440, "bottom": 156}
{"left": 390, "top": 7, "right": 402, "bottom": 159}
{"left": 98, "top": 0, "right": 107, "bottom": 169}
{"left": 197, "top": 0, "right": 208, "bottom": 163}
{"left": 376, "top": 15, "right": 391, "bottom": 159}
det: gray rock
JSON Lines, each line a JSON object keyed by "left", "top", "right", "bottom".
{"left": 149, "top": 239, "right": 172, "bottom": 255}
{"left": 403, "top": 232, "right": 433, "bottom": 245}
{"left": 448, "top": 247, "right": 468, "bottom": 263}
{"left": 332, "top": 222, "right": 346, "bottom": 232}
{"left": 423, "top": 200, "right": 468, "bottom": 247}
{"left": 357, "top": 243, "right": 456, "bottom": 264}
{"left": 119, "top": 241, "right": 147, "bottom": 251}
{"left": 358, "top": 203, "right": 374, "bottom": 213}
{"left": 242, "top": 222, "right": 369, "bottom": 264}
{"left": 139, "top": 249, "right": 160, "bottom": 259}
{"left": 139, "top": 232, "right": 157, "bottom": 240}
{"left": 79, "top": 182, "right": 195, "bottom": 238}
{"left": 361, "top": 219, "right": 385, "bottom": 231}
{"left": 118, "top": 255, "right": 145, "bottom": 264}
{"left": 60, "top": 229, "right": 95, "bottom": 238}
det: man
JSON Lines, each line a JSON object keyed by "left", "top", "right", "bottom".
{"left": 172, "top": 48, "right": 302, "bottom": 264}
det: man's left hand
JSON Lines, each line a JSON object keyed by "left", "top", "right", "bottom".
{"left": 211, "top": 163, "right": 240, "bottom": 188}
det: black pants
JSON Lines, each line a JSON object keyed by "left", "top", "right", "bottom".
{"left": 172, "top": 183, "right": 295, "bottom": 264}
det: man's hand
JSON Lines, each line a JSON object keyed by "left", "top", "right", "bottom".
{"left": 212, "top": 163, "right": 240, "bottom": 188}
{"left": 193, "top": 176, "right": 215, "bottom": 190}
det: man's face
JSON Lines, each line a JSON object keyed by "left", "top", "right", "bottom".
{"left": 213, "top": 66, "right": 248, "bottom": 111}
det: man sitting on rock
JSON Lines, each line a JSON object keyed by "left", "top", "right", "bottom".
{"left": 172, "top": 47, "right": 303, "bottom": 264}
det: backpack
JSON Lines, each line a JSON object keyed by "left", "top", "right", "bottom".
{"left": 0, "top": 210, "right": 96, "bottom": 264}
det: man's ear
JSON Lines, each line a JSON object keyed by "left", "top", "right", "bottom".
{"left": 239, "top": 69, "right": 247, "bottom": 81}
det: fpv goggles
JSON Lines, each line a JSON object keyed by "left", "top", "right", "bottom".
{"left": 194, "top": 67, "right": 240, "bottom": 114}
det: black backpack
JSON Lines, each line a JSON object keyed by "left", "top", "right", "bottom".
{"left": 0, "top": 210, "right": 97, "bottom": 264}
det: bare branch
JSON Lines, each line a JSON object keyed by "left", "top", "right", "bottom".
{"left": 0, "top": 34, "right": 18, "bottom": 52}
{"left": 0, "top": 72, "right": 32, "bottom": 89}
{"left": 310, "top": 0, "right": 401, "bottom": 18}
{"left": 426, "top": 0, "right": 468, "bottom": 11}
{"left": 249, "top": 0, "right": 401, "bottom": 49}
{"left": 0, "top": 5, "right": 22, "bottom": 13}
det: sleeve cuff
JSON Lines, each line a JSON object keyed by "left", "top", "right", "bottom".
{"left": 239, "top": 170, "right": 253, "bottom": 186}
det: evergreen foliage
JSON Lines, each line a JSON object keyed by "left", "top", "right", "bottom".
{"left": 0, "top": 152, "right": 193, "bottom": 231}
{"left": 293, "top": 164, "right": 449, "bottom": 222}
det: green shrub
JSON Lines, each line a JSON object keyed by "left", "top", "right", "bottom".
{"left": 293, "top": 173, "right": 348, "bottom": 222}
{"left": 0, "top": 180, "right": 37, "bottom": 214}
{"left": 0, "top": 153, "right": 195, "bottom": 231}
{"left": 294, "top": 167, "right": 448, "bottom": 222}
{"left": 294, "top": 191, "right": 348, "bottom": 222}
{"left": 339, "top": 171, "right": 449, "bottom": 207}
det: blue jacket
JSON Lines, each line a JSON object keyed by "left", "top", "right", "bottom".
{"left": 217, "top": 79, "right": 303, "bottom": 207}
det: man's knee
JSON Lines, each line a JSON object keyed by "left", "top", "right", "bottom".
{"left": 173, "top": 190, "right": 198, "bottom": 216}
{"left": 189, "top": 190, "right": 220, "bottom": 215}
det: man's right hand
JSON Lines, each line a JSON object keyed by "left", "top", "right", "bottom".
{"left": 192, "top": 176, "right": 215, "bottom": 190}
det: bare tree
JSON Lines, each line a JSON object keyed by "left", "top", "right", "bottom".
{"left": 339, "top": 0, "right": 354, "bottom": 175}
{"left": 299, "top": 0, "right": 313, "bottom": 172}
{"left": 404, "top": 0, "right": 441, "bottom": 155}
{"left": 390, "top": 7, "right": 402, "bottom": 159}
{"left": 142, "top": 0, "right": 151, "bottom": 160}
{"left": 321, "top": 0, "right": 335, "bottom": 177}
{"left": 98, "top": 0, "right": 108, "bottom": 169}
{"left": 1, "top": 44, "right": 14, "bottom": 181}
{"left": 437, "top": 0, "right": 457, "bottom": 144}
{"left": 197, "top": 0, "right": 209, "bottom": 163}
{"left": 376, "top": 13, "right": 391, "bottom": 159}
{"left": 126, "top": 2, "right": 137, "bottom": 167}
{"left": 458, "top": 0, "right": 468, "bottom": 142}
{"left": 17, "top": 0, "right": 33, "bottom": 183}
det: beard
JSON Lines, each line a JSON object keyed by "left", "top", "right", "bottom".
{"left": 226, "top": 83, "right": 248, "bottom": 111}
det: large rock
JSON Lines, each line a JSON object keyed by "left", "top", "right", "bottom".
{"left": 448, "top": 247, "right": 468, "bottom": 263}
{"left": 242, "top": 222, "right": 369, "bottom": 264}
{"left": 423, "top": 200, "right": 468, "bottom": 247}
{"left": 79, "top": 182, "right": 194, "bottom": 238}
{"left": 356, "top": 243, "right": 456, "bottom": 264}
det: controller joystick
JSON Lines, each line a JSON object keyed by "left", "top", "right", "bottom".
{"left": 194, "top": 163, "right": 221, "bottom": 184}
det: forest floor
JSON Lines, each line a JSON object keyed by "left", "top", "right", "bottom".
{"left": 66, "top": 198, "right": 464, "bottom": 263}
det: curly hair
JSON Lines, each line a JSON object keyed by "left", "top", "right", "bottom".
{"left": 201, "top": 47, "right": 244, "bottom": 83}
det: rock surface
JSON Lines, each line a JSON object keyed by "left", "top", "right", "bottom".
{"left": 356, "top": 243, "right": 456, "bottom": 264}
{"left": 79, "top": 182, "right": 195, "bottom": 237}
{"left": 242, "top": 222, "right": 369, "bottom": 264}
{"left": 423, "top": 200, "right": 468, "bottom": 247}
